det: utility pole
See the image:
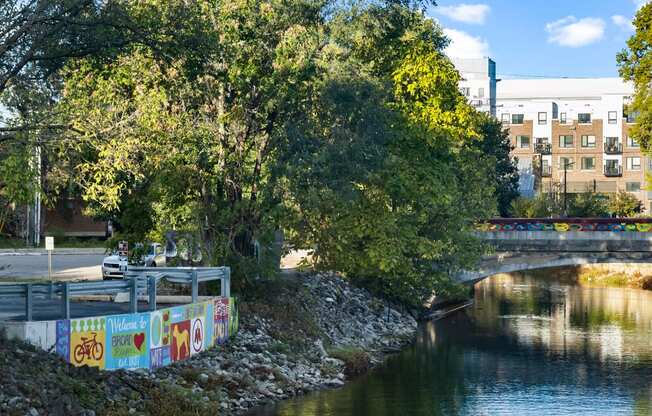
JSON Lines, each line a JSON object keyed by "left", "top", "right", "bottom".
{"left": 563, "top": 160, "right": 575, "bottom": 216}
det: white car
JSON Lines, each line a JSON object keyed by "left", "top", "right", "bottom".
{"left": 102, "top": 243, "right": 166, "bottom": 280}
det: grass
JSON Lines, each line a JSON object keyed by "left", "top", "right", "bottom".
{"left": 327, "top": 347, "right": 370, "bottom": 377}
{"left": 578, "top": 269, "right": 652, "bottom": 289}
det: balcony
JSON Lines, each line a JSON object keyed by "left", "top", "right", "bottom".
{"left": 604, "top": 165, "right": 623, "bottom": 177}
{"left": 535, "top": 143, "right": 551, "bottom": 155}
{"left": 604, "top": 143, "right": 622, "bottom": 155}
{"left": 541, "top": 166, "right": 552, "bottom": 177}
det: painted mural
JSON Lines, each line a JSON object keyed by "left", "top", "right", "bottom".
{"left": 477, "top": 219, "right": 652, "bottom": 233}
{"left": 54, "top": 296, "right": 237, "bottom": 371}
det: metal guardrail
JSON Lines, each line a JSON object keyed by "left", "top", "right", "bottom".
{"left": 0, "top": 266, "right": 230, "bottom": 321}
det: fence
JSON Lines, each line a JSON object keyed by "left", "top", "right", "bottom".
{"left": 477, "top": 218, "right": 652, "bottom": 233}
{"left": 0, "top": 266, "right": 230, "bottom": 321}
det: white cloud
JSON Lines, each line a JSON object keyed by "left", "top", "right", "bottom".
{"left": 436, "top": 3, "right": 490, "bottom": 25}
{"left": 443, "top": 28, "right": 490, "bottom": 58}
{"left": 545, "top": 16, "right": 605, "bottom": 47}
{"left": 612, "top": 15, "right": 634, "bottom": 31}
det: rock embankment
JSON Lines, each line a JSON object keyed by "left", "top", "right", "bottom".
{"left": 0, "top": 273, "right": 417, "bottom": 415}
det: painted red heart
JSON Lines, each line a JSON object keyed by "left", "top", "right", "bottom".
{"left": 134, "top": 333, "right": 145, "bottom": 351}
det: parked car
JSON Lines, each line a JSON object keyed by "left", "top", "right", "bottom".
{"left": 101, "top": 242, "right": 166, "bottom": 280}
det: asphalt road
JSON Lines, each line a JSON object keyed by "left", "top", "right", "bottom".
{"left": 0, "top": 253, "right": 104, "bottom": 281}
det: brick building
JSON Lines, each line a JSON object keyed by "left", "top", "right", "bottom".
{"left": 496, "top": 77, "right": 646, "bottom": 209}
{"left": 453, "top": 58, "right": 647, "bottom": 210}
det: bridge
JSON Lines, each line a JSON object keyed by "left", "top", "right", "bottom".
{"left": 457, "top": 218, "right": 652, "bottom": 284}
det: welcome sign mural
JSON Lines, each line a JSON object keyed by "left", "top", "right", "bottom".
{"left": 54, "top": 296, "right": 237, "bottom": 371}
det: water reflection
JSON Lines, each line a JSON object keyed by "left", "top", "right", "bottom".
{"left": 251, "top": 271, "right": 652, "bottom": 415}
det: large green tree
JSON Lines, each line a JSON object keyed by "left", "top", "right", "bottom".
{"left": 40, "top": 0, "right": 512, "bottom": 304}
{"left": 618, "top": 2, "right": 652, "bottom": 151}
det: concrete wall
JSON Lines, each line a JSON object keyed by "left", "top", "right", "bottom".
{"left": 478, "top": 231, "right": 652, "bottom": 252}
{"left": 0, "top": 296, "right": 238, "bottom": 370}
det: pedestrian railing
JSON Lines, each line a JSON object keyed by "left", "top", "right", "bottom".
{"left": 0, "top": 266, "right": 230, "bottom": 321}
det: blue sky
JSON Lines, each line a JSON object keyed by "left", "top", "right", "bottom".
{"left": 427, "top": 0, "right": 647, "bottom": 78}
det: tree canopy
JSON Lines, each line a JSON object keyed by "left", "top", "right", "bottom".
{"left": 1, "top": 0, "right": 519, "bottom": 305}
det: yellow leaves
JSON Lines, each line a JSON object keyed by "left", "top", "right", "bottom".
{"left": 392, "top": 44, "right": 479, "bottom": 143}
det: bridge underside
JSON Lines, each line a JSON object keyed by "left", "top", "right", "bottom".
{"left": 456, "top": 252, "right": 652, "bottom": 284}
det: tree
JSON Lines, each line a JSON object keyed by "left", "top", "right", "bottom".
{"left": 282, "top": 4, "right": 496, "bottom": 304}
{"left": 470, "top": 113, "right": 519, "bottom": 217}
{"left": 42, "top": 0, "right": 509, "bottom": 305}
{"left": 607, "top": 191, "right": 643, "bottom": 217}
{"left": 618, "top": 2, "right": 652, "bottom": 152}
{"left": 58, "top": 0, "right": 325, "bottom": 285}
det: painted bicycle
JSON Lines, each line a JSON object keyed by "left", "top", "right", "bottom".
{"left": 73, "top": 332, "right": 104, "bottom": 363}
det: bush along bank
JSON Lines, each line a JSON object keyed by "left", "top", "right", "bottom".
{"left": 0, "top": 272, "right": 417, "bottom": 415}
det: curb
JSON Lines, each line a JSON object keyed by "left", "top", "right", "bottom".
{"left": 0, "top": 248, "right": 106, "bottom": 256}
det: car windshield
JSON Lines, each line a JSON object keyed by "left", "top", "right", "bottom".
{"left": 147, "top": 245, "right": 155, "bottom": 256}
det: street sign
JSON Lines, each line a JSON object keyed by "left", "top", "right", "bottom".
{"left": 45, "top": 236, "right": 54, "bottom": 281}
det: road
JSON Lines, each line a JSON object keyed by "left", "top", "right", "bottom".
{"left": 0, "top": 253, "right": 104, "bottom": 281}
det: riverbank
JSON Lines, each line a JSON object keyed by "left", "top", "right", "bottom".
{"left": 0, "top": 272, "right": 417, "bottom": 415}
{"left": 510, "top": 264, "right": 652, "bottom": 290}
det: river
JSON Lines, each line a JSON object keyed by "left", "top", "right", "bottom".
{"left": 251, "top": 270, "right": 652, "bottom": 415}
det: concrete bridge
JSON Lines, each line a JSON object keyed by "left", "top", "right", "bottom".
{"left": 456, "top": 218, "right": 652, "bottom": 284}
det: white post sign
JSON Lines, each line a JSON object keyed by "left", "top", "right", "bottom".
{"left": 45, "top": 236, "right": 54, "bottom": 281}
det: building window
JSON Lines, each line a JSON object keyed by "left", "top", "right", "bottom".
{"left": 516, "top": 135, "right": 530, "bottom": 149}
{"left": 608, "top": 111, "right": 618, "bottom": 124}
{"left": 628, "top": 157, "right": 642, "bottom": 171}
{"left": 560, "top": 112, "right": 567, "bottom": 124}
{"left": 538, "top": 112, "right": 547, "bottom": 125}
{"left": 581, "top": 157, "right": 596, "bottom": 170}
{"left": 559, "top": 157, "right": 574, "bottom": 170}
{"left": 625, "top": 110, "right": 639, "bottom": 123}
{"left": 627, "top": 182, "right": 641, "bottom": 192}
{"left": 578, "top": 113, "right": 591, "bottom": 124}
{"left": 581, "top": 135, "right": 596, "bottom": 148}
{"left": 512, "top": 114, "right": 524, "bottom": 124}
{"left": 501, "top": 113, "right": 510, "bottom": 124}
{"left": 460, "top": 87, "right": 470, "bottom": 96}
{"left": 559, "top": 135, "right": 574, "bottom": 148}
{"left": 478, "top": 88, "right": 484, "bottom": 98}
{"left": 628, "top": 136, "right": 640, "bottom": 147}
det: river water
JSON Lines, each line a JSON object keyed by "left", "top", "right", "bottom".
{"left": 253, "top": 271, "right": 652, "bottom": 415}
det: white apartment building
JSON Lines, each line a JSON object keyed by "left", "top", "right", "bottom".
{"left": 451, "top": 57, "right": 497, "bottom": 116}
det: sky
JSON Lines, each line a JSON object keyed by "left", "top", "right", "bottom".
{"left": 427, "top": 0, "right": 648, "bottom": 79}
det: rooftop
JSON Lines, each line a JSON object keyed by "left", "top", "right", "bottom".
{"left": 497, "top": 78, "right": 633, "bottom": 100}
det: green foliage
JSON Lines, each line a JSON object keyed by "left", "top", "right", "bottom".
{"left": 510, "top": 186, "right": 609, "bottom": 218}
{"left": 618, "top": 2, "right": 652, "bottom": 154}
{"left": 2, "top": 0, "right": 516, "bottom": 305}
{"left": 607, "top": 191, "right": 643, "bottom": 217}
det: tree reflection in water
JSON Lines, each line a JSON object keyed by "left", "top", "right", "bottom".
{"left": 251, "top": 270, "right": 652, "bottom": 416}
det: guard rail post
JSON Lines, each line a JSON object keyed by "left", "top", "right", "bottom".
{"left": 221, "top": 267, "right": 230, "bottom": 297}
{"left": 130, "top": 276, "right": 138, "bottom": 314}
{"left": 62, "top": 282, "right": 70, "bottom": 319}
{"left": 25, "top": 285, "right": 33, "bottom": 321}
{"left": 148, "top": 275, "right": 157, "bottom": 312}
{"left": 191, "top": 269, "right": 198, "bottom": 303}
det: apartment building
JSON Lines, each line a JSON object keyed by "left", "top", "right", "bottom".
{"left": 451, "top": 57, "right": 497, "bottom": 116}
{"left": 494, "top": 77, "right": 649, "bottom": 209}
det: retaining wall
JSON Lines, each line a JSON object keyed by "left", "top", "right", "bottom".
{"left": 0, "top": 297, "right": 238, "bottom": 370}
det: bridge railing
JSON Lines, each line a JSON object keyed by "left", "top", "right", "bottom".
{"left": 476, "top": 218, "right": 652, "bottom": 233}
{"left": 0, "top": 266, "right": 230, "bottom": 321}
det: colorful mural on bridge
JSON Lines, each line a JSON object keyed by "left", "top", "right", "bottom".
{"left": 54, "top": 296, "right": 237, "bottom": 371}
{"left": 477, "top": 219, "right": 652, "bottom": 233}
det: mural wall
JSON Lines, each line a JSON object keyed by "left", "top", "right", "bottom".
{"left": 54, "top": 297, "right": 237, "bottom": 370}
{"left": 477, "top": 219, "right": 652, "bottom": 233}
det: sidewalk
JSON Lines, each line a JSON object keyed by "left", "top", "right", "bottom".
{"left": 0, "top": 248, "right": 106, "bottom": 256}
